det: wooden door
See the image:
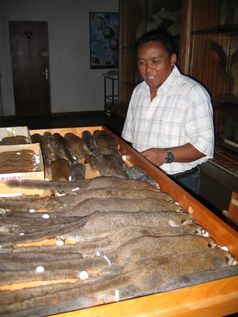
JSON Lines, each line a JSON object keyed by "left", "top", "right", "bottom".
{"left": 9, "top": 21, "right": 51, "bottom": 116}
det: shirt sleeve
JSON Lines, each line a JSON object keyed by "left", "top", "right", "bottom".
{"left": 185, "top": 85, "right": 214, "bottom": 158}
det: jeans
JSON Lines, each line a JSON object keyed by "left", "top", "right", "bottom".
{"left": 171, "top": 167, "right": 200, "bottom": 195}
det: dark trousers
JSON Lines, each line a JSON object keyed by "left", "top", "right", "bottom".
{"left": 171, "top": 166, "right": 200, "bottom": 195}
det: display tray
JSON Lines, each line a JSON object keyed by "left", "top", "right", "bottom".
{"left": 0, "top": 142, "right": 45, "bottom": 197}
{"left": 0, "top": 126, "right": 31, "bottom": 144}
{"left": 1, "top": 126, "right": 238, "bottom": 317}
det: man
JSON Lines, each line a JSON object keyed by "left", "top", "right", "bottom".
{"left": 121, "top": 28, "right": 214, "bottom": 194}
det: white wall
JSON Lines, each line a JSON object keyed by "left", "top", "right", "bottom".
{"left": 0, "top": 0, "right": 119, "bottom": 115}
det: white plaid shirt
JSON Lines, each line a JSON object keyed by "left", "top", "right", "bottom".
{"left": 121, "top": 66, "right": 214, "bottom": 175}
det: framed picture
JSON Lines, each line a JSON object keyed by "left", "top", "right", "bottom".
{"left": 89, "top": 12, "right": 119, "bottom": 69}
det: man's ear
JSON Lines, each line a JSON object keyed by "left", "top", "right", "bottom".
{"left": 171, "top": 53, "right": 177, "bottom": 66}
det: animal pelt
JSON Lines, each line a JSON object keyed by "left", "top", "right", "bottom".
{"left": 1, "top": 176, "right": 237, "bottom": 317}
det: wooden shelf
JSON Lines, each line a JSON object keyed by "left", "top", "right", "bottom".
{"left": 192, "top": 24, "right": 238, "bottom": 35}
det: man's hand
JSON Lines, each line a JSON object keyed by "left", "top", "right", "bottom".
{"left": 141, "top": 148, "right": 166, "bottom": 166}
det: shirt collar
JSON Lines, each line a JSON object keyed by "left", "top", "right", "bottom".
{"left": 159, "top": 65, "right": 181, "bottom": 93}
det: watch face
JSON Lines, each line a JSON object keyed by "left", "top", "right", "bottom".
{"left": 166, "top": 150, "right": 174, "bottom": 163}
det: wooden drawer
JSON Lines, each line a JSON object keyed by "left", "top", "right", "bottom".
{"left": 2, "top": 126, "right": 238, "bottom": 317}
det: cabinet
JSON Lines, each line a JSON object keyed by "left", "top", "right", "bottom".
{"left": 180, "top": 0, "right": 238, "bottom": 98}
{"left": 180, "top": 1, "right": 238, "bottom": 154}
{"left": 180, "top": 0, "right": 238, "bottom": 215}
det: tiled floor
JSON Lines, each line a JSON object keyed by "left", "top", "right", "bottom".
{"left": 0, "top": 111, "right": 106, "bottom": 130}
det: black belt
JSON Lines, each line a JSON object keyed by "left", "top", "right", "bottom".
{"left": 171, "top": 166, "right": 200, "bottom": 180}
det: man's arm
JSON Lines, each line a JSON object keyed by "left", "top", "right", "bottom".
{"left": 141, "top": 143, "right": 205, "bottom": 166}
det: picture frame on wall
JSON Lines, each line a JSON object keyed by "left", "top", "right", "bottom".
{"left": 89, "top": 12, "right": 119, "bottom": 69}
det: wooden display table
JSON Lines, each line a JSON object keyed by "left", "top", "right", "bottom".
{"left": 1, "top": 126, "right": 238, "bottom": 317}
{"left": 30, "top": 126, "right": 238, "bottom": 317}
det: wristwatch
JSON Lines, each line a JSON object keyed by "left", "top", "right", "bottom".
{"left": 165, "top": 148, "right": 174, "bottom": 163}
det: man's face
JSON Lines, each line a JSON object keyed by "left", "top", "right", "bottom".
{"left": 137, "top": 41, "right": 176, "bottom": 91}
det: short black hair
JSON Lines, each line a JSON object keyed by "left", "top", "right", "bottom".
{"left": 137, "top": 28, "right": 178, "bottom": 56}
